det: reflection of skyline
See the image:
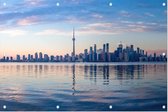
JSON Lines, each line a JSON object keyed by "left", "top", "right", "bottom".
{"left": 1, "top": 64, "right": 167, "bottom": 79}
{"left": 1, "top": 63, "right": 166, "bottom": 99}
{"left": 115, "top": 65, "right": 145, "bottom": 80}
{"left": 72, "top": 64, "right": 76, "bottom": 96}
{"left": 0, "top": 64, "right": 167, "bottom": 90}
{"left": 0, "top": 63, "right": 167, "bottom": 111}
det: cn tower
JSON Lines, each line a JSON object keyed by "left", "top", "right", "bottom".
{"left": 72, "top": 28, "right": 75, "bottom": 62}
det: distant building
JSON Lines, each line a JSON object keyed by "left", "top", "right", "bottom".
{"left": 106, "top": 43, "right": 109, "bottom": 62}
{"left": 84, "top": 49, "right": 88, "bottom": 62}
{"left": 35, "top": 52, "right": 38, "bottom": 62}
{"left": 89, "top": 47, "right": 93, "bottom": 62}
{"left": 93, "top": 44, "right": 97, "bottom": 62}
{"left": 28, "top": 54, "right": 31, "bottom": 62}
{"left": 16, "top": 55, "right": 20, "bottom": 62}
{"left": 22, "top": 55, "right": 26, "bottom": 61}
{"left": 30, "top": 55, "right": 33, "bottom": 61}
{"left": 44, "top": 54, "right": 49, "bottom": 62}
{"left": 39, "top": 52, "right": 43, "bottom": 62}
{"left": 50, "top": 55, "right": 55, "bottom": 62}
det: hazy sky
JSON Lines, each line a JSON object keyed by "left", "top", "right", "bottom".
{"left": 0, "top": 0, "right": 167, "bottom": 58}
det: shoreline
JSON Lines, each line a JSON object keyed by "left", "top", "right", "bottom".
{"left": 0, "top": 62, "right": 166, "bottom": 65}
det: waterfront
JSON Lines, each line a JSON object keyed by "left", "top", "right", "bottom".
{"left": 0, "top": 62, "right": 167, "bottom": 111}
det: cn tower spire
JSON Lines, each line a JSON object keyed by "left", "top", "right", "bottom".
{"left": 72, "top": 28, "right": 75, "bottom": 62}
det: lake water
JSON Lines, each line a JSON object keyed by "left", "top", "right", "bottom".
{"left": 0, "top": 62, "right": 167, "bottom": 111}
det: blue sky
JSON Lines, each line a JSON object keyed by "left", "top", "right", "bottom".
{"left": 0, "top": 0, "right": 167, "bottom": 57}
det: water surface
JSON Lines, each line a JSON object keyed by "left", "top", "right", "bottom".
{"left": 0, "top": 62, "right": 167, "bottom": 111}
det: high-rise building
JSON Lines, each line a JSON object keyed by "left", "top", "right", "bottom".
{"left": 89, "top": 47, "right": 93, "bottom": 62}
{"left": 106, "top": 43, "right": 109, "bottom": 62}
{"left": 44, "top": 54, "right": 49, "bottom": 62}
{"left": 56, "top": 55, "right": 59, "bottom": 62}
{"left": 94, "top": 44, "right": 97, "bottom": 53}
{"left": 103, "top": 44, "right": 106, "bottom": 62}
{"left": 130, "top": 45, "right": 134, "bottom": 51}
{"left": 60, "top": 55, "right": 63, "bottom": 61}
{"left": 39, "top": 52, "right": 43, "bottom": 62}
{"left": 6, "top": 57, "right": 9, "bottom": 61}
{"left": 22, "top": 55, "right": 26, "bottom": 61}
{"left": 106, "top": 43, "right": 109, "bottom": 53}
{"left": 103, "top": 44, "right": 106, "bottom": 52}
{"left": 16, "top": 55, "right": 20, "bottom": 62}
{"left": 97, "top": 49, "right": 103, "bottom": 62}
{"left": 50, "top": 55, "right": 55, "bottom": 62}
{"left": 93, "top": 44, "right": 97, "bottom": 62}
{"left": 84, "top": 49, "right": 88, "bottom": 62}
{"left": 118, "top": 42, "right": 123, "bottom": 52}
{"left": 117, "top": 42, "right": 123, "bottom": 61}
{"left": 10, "top": 57, "right": 13, "bottom": 62}
{"left": 154, "top": 53, "right": 156, "bottom": 61}
{"left": 30, "top": 55, "right": 33, "bottom": 61}
{"left": 28, "top": 54, "right": 31, "bottom": 61}
{"left": 35, "top": 52, "right": 38, "bottom": 61}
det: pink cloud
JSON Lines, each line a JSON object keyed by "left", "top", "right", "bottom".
{"left": 24, "top": 0, "right": 44, "bottom": 6}
{"left": 17, "top": 16, "right": 40, "bottom": 26}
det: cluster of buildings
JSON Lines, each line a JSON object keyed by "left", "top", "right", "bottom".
{"left": 0, "top": 29, "right": 167, "bottom": 62}
{"left": 0, "top": 42, "right": 167, "bottom": 62}
{"left": 82, "top": 43, "right": 167, "bottom": 62}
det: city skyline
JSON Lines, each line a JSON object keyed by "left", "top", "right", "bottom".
{"left": 0, "top": 41, "right": 167, "bottom": 62}
{"left": 0, "top": 0, "right": 167, "bottom": 57}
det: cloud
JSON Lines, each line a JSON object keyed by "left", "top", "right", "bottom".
{"left": 17, "top": 16, "right": 40, "bottom": 26}
{"left": 35, "top": 29, "right": 71, "bottom": 36}
{"left": 119, "top": 10, "right": 131, "bottom": 17}
{"left": 0, "top": 0, "right": 165, "bottom": 34}
{"left": 120, "top": 20, "right": 166, "bottom": 32}
{"left": 78, "top": 22, "right": 148, "bottom": 35}
{"left": 78, "top": 23, "right": 119, "bottom": 35}
{"left": 0, "top": 29, "right": 27, "bottom": 37}
{"left": 91, "top": 13, "right": 103, "bottom": 19}
{"left": 23, "top": 0, "right": 46, "bottom": 7}
{"left": 144, "top": 12, "right": 155, "bottom": 17}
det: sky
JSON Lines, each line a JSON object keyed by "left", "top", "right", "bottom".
{"left": 0, "top": 0, "right": 167, "bottom": 58}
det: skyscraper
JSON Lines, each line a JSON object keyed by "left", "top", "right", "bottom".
{"left": 22, "top": 55, "right": 26, "bottom": 61}
{"left": 89, "top": 46, "right": 93, "bottom": 62}
{"left": 39, "top": 52, "right": 43, "bottom": 62}
{"left": 103, "top": 44, "right": 106, "bottom": 62}
{"left": 35, "top": 52, "right": 38, "bottom": 62}
{"left": 106, "top": 43, "right": 109, "bottom": 62}
{"left": 93, "top": 44, "right": 97, "bottom": 62}
{"left": 16, "top": 55, "right": 20, "bottom": 62}
{"left": 130, "top": 45, "right": 134, "bottom": 51}
{"left": 28, "top": 54, "right": 31, "bottom": 61}
{"left": 72, "top": 28, "right": 75, "bottom": 62}
{"left": 84, "top": 49, "right": 88, "bottom": 62}
{"left": 44, "top": 54, "right": 49, "bottom": 62}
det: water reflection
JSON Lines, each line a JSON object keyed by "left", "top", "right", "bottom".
{"left": 72, "top": 64, "right": 75, "bottom": 96}
{"left": 115, "top": 65, "right": 145, "bottom": 80}
{"left": 0, "top": 63, "right": 166, "bottom": 111}
{"left": 103, "top": 65, "right": 109, "bottom": 85}
{"left": 0, "top": 64, "right": 166, "bottom": 80}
